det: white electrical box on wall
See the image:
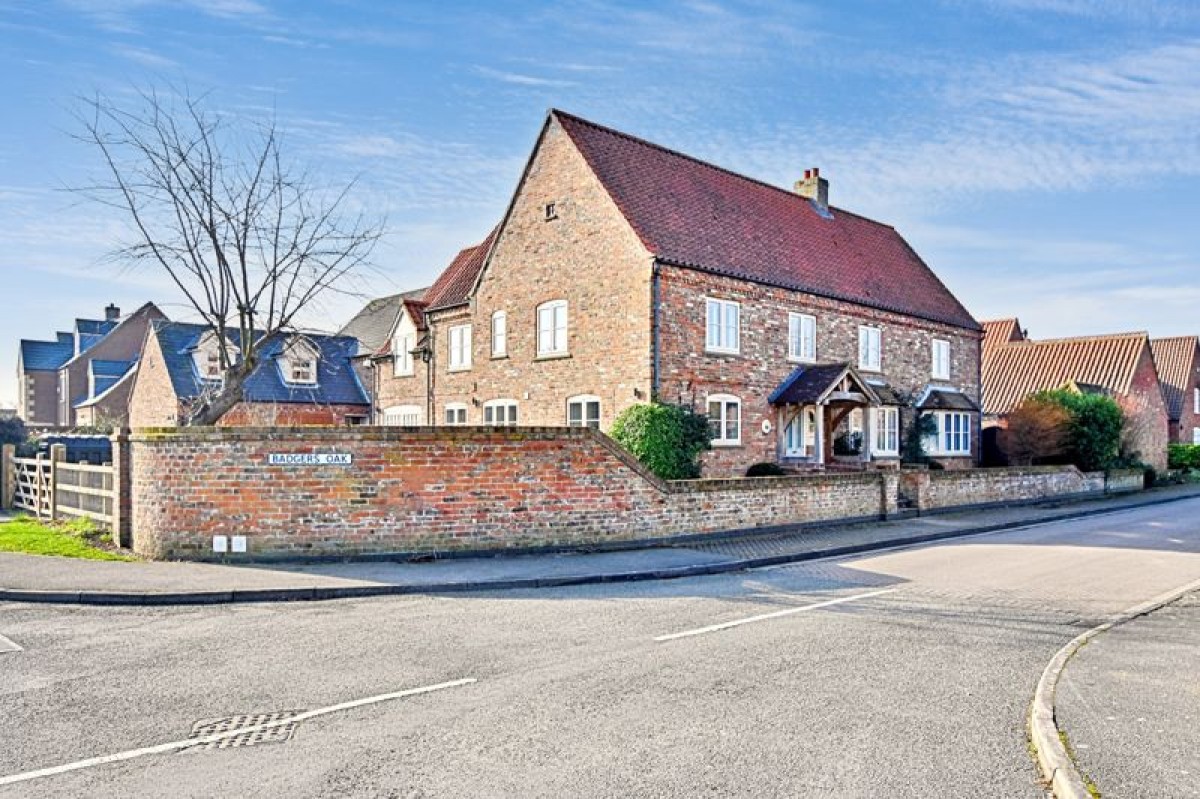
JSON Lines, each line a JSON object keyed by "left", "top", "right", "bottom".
{"left": 213, "top": 535, "right": 229, "bottom": 553}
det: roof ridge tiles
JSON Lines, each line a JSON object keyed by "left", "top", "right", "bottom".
{"left": 1003, "top": 331, "right": 1148, "bottom": 346}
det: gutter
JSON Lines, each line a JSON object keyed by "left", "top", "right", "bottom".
{"left": 651, "top": 259, "right": 661, "bottom": 400}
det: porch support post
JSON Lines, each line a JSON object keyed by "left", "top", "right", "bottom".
{"left": 815, "top": 404, "right": 826, "bottom": 465}
{"left": 863, "top": 404, "right": 874, "bottom": 463}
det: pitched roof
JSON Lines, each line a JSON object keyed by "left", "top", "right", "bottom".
{"left": 917, "top": 388, "right": 979, "bottom": 411}
{"left": 76, "top": 318, "right": 117, "bottom": 336}
{"left": 768, "top": 362, "right": 880, "bottom": 406}
{"left": 19, "top": 338, "right": 74, "bottom": 372}
{"left": 982, "top": 331, "right": 1150, "bottom": 416}
{"left": 338, "top": 287, "right": 428, "bottom": 354}
{"left": 89, "top": 359, "right": 136, "bottom": 398}
{"left": 553, "top": 110, "right": 979, "bottom": 331}
{"left": 152, "top": 321, "right": 369, "bottom": 407}
{"left": 422, "top": 227, "right": 499, "bottom": 311}
{"left": 981, "top": 318, "right": 1025, "bottom": 354}
{"left": 1150, "top": 336, "right": 1199, "bottom": 422}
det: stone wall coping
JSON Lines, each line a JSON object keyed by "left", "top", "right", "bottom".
{"left": 923, "top": 465, "right": 1085, "bottom": 480}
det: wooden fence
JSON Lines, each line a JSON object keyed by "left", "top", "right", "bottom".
{"left": 4, "top": 447, "right": 117, "bottom": 530}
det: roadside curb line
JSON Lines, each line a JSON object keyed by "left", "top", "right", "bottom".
{"left": 1029, "top": 577, "right": 1200, "bottom": 799}
{"left": 0, "top": 490, "right": 1196, "bottom": 606}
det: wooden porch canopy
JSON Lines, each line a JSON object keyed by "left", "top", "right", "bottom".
{"left": 768, "top": 362, "right": 882, "bottom": 407}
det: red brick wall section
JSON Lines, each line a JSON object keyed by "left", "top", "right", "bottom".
{"left": 654, "top": 265, "right": 983, "bottom": 476}
{"left": 129, "top": 427, "right": 890, "bottom": 560}
{"left": 1119, "top": 345, "right": 1170, "bottom": 470}
{"left": 128, "top": 428, "right": 1132, "bottom": 561}
{"left": 901, "top": 466, "right": 1104, "bottom": 511}
{"left": 424, "top": 116, "right": 654, "bottom": 430}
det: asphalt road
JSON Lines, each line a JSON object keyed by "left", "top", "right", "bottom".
{"left": 3, "top": 499, "right": 1200, "bottom": 798}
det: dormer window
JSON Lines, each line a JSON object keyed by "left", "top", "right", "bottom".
{"left": 193, "top": 331, "right": 238, "bottom": 383}
{"left": 279, "top": 337, "right": 319, "bottom": 386}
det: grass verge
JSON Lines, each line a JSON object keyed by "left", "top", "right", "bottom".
{"left": 0, "top": 516, "right": 133, "bottom": 561}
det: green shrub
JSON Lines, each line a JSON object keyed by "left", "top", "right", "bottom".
{"left": 610, "top": 402, "right": 712, "bottom": 480}
{"left": 901, "top": 413, "right": 937, "bottom": 464}
{"left": 1032, "top": 390, "right": 1123, "bottom": 472}
{"left": 1168, "top": 444, "right": 1200, "bottom": 471}
{"left": 746, "top": 462, "right": 787, "bottom": 477}
{"left": 0, "top": 417, "right": 25, "bottom": 447}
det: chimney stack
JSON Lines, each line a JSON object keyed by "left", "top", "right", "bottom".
{"left": 794, "top": 167, "right": 829, "bottom": 211}
{"left": 105, "top": 304, "right": 120, "bottom": 322}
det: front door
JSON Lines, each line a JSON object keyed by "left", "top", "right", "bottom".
{"left": 783, "top": 408, "right": 817, "bottom": 458}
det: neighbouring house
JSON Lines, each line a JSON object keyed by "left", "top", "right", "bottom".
{"left": 981, "top": 320, "right": 1169, "bottom": 470}
{"left": 17, "top": 303, "right": 166, "bottom": 430}
{"left": 128, "top": 321, "right": 370, "bottom": 428}
{"left": 338, "top": 287, "right": 428, "bottom": 419}
{"left": 1150, "top": 336, "right": 1200, "bottom": 446}
{"left": 369, "top": 110, "right": 983, "bottom": 476}
{"left": 59, "top": 303, "right": 167, "bottom": 429}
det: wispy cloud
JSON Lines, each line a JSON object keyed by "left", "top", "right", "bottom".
{"left": 960, "top": 0, "right": 1200, "bottom": 25}
{"left": 109, "top": 43, "right": 176, "bottom": 69}
{"left": 474, "top": 66, "right": 577, "bottom": 88}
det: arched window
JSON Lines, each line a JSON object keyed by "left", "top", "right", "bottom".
{"left": 566, "top": 395, "right": 601, "bottom": 429}
{"left": 382, "top": 405, "right": 423, "bottom": 426}
{"left": 483, "top": 399, "right": 519, "bottom": 426}
{"left": 491, "top": 311, "right": 507, "bottom": 357}
{"left": 536, "top": 300, "right": 568, "bottom": 356}
{"left": 444, "top": 403, "right": 468, "bottom": 425}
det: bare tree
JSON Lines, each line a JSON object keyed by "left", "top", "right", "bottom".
{"left": 75, "top": 89, "right": 382, "bottom": 424}
{"left": 1001, "top": 396, "right": 1070, "bottom": 466}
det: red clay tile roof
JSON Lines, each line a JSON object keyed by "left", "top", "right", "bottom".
{"left": 981, "top": 318, "right": 1025, "bottom": 354}
{"left": 422, "top": 226, "right": 499, "bottom": 311}
{"left": 554, "top": 110, "right": 979, "bottom": 331}
{"left": 1150, "top": 336, "right": 1199, "bottom": 422}
{"left": 982, "top": 331, "right": 1150, "bottom": 416}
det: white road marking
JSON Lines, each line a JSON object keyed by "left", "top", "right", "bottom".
{"left": 0, "top": 634, "right": 21, "bottom": 653}
{"left": 654, "top": 588, "right": 897, "bottom": 642}
{"left": 0, "top": 677, "right": 476, "bottom": 787}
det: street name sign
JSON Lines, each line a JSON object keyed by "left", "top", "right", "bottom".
{"left": 267, "top": 453, "right": 353, "bottom": 466}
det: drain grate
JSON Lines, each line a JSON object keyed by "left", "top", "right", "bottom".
{"left": 183, "top": 711, "right": 306, "bottom": 751}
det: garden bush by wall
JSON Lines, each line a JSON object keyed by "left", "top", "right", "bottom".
{"left": 124, "top": 427, "right": 1141, "bottom": 561}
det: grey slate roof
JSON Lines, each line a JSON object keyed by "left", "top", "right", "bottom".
{"left": 917, "top": 389, "right": 979, "bottom": 412}
{"left": 153, "top": 321, "right": 369, "bottom": 407}
{"left": 339, "top": 287, "right": 428, "bottom": 354}
{"left": 20, "top": 338, "right": 74, "bottom": 372}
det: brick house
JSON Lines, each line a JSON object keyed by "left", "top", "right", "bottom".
{"left": 367, "top": 110, "right": 983, "bottom": 476}
{"left": 129, "top": 321, "right": 369, "bottom": 428}
{"left": 981, "top": 320, "right": 1169, "bottom": 469}
{"left": 339, "top": 287, "right": 428, "bottom": 423}
{"left": 17, "top": 303, "right": 165, "bottom": 429}
{"left": 1150, "top": 336, "right": 1200, "bottom": 445}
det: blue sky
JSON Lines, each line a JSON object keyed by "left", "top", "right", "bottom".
{"left": 2, "top": 0, "right": 1199, "bottom": 408}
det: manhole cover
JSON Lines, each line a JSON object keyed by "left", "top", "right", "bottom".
{"left": 183, "top": 711, "right": 305, "bottom": 751}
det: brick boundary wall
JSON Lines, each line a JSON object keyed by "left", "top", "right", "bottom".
{"left": 125, "top": 428, "right": 1140, "bottom": 561}
{"left": 899, "top": 466, "right": 1142, "bottom": 513}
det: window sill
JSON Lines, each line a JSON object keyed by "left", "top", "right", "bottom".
{"left": 392, "top": 372, "right": 415, "bottom": 379}
{"left": 711, "top": 441, "right": 743, "bottom": 448}
{"left": 447, "top": 366, "right": 472, "bottom": 374}
{"left": 534, "top": 352, "right": 571, "bottom": 362}
{"left": 706, "top": 348, "right": 740, "bottom": 357}
{"left": 787, "top": 356, "right": 817, "bottom": 364}
{"left": 858, "top": 365, "right": 882, "bottom": 373}
{"left": 490, "top": 353, "right": 508, "bottom": 360}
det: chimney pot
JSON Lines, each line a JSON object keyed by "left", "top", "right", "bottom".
{"left": 105, "top": 304, "right": 120, "bottom": 322}
{"left": 793, "top": 167, "right": 830, "bottom": 212}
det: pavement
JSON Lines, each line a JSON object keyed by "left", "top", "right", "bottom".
{"left": 1055, "top": 588, "right": 1200, "bottom": 799}
{"left": 2, "top": 482, "right": 1199, "bottom": 604}
{"left": 3, "top": 500, "right": 1200, "bottom": 797}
